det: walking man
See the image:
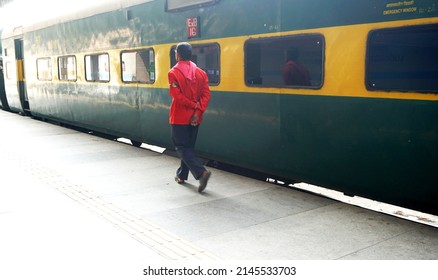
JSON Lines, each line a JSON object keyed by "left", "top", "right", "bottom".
{"left": 168, "top": 42, "right": 211, "bottom": 192}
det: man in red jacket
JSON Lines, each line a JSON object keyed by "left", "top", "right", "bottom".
{"left": 283, "top": 47, "right": 311, "bottom": 86}
{"left": 168, "top": 42, "right": 211, "bottom": 192}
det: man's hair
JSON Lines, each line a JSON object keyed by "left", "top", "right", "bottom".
{"left": 176, "top": 42, "right": 192, "bottom": 60}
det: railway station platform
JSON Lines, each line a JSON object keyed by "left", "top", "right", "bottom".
{"left": 0, "top": 109, "right": 437, "bottom": 279}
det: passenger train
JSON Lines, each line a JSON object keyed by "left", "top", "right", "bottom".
{"left": 1, "top": 0, "right": 438, "bottom": 215}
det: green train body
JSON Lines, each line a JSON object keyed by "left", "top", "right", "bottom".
{"left": 2, "top": 0, "right": 438, "bottom": 214}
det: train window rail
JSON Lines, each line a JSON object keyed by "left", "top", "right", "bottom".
{"left": 36, "top": 58, "right": 52, "bottom": 81}
{"left": 170, "top": 43, "right": 220, "bottom": 85}
{"left": 121, "top": 48, "right": 155, "bottom": 84}
{"left": 58, "top": 55, "right": 77, "bottom": 81}
{"left": 245, "top": 34, "right": 324, "bottom": 89}
{"left": 366, "top": 24, "right": 438, "bottom": 93}
{"left": 85, "top": 53, "right": 110, "bottom": 82}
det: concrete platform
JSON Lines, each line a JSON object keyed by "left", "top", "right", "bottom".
{"left": 0, "top": 109, "right": 437, "bottom": 278}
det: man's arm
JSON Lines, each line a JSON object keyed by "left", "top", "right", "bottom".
{"left": 194, "top": 72, "right": 211, "bottom": 116}
{"left": 168, "top": 71, "right": 198, "bottom": 109}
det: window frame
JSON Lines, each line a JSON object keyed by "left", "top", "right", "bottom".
{"left": 170, "top": 43, "right": 221, "bottom": 86}
{"left": 57, "top": 55, "right": 77, "bottom": 82}
{"left": 36, "top": 57, "right": 52, "bottom": 81}
{"left": 120, "top": 48, "right": 155, "bottom": 84}
{"left": 84, "top": 53, "right": 110, "bottom": 83}
{"left": 165, "top": 0, "right": 220, "bottom": 12}
{"left": 366, "top": 24, "right": 438, "bottom": 94}
{"left": 4, "top": 61, "right": 13, "bottom": 80}
{"left": 244, "top": 34, "right": 325, "bottom": 89}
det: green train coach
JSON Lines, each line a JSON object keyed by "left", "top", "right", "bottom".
{"left": 1, "top": 0, "right": 438, "bottom": 215}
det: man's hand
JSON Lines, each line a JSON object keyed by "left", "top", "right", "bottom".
{"left": 190, "top": 114, "right": 199, "bottom": 126}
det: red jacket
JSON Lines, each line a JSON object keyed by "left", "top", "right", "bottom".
{"left": 168, "top": 61, "right": 211, "bottom": 125}
{"left": 283, "top": 60, "right": 311, "bottom": 86}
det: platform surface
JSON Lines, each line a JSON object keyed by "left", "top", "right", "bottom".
{"left": 0, "top": 109, "right": 437, "bottom": 279}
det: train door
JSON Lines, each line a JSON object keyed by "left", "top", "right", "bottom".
{"left": 14, "top": 38, "right": 30, "bottom": 115}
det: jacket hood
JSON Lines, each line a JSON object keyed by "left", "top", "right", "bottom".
{"left": 174, "top": 60, "right": 197, "bottom": 81}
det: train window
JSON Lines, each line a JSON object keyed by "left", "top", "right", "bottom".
{"left": 5, "top": 62, "right": 13, "bottom": 80}
{"left": 121, "top": 49, "right": 155, "bottom": 83}
{"left": 58, "top": 55, "right": 77, "bottom": 81}
{"left": 165, "top": 0, "right": 220, "bottom": 12}
{"left": 170, "top": 43, "right": 220, "bottom": 85}
{"left": 85, "top": 53, "right": 110, "bottom": 82}
{"left": 244, "top": 34, "right": 324, "bottom": 89}
{"left": 37, "top": 58, "right": 52, "bottom": 81}
{"left": 366, "top": 24, "right": 438, "bottom": 93}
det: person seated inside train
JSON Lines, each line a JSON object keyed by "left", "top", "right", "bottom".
{"left": 282, "top": 47, "right": 311, "bottom": 86}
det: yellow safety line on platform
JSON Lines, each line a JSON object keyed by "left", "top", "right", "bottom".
{"left": 4, "top": 151, "right": 218, "bottom": 261}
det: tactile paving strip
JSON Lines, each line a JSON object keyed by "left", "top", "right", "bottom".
{"left": 2, "top": 150, "right": 218, "bottom": 260}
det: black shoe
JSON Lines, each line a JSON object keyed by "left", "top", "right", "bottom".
{"left": 175, "top": 176, "right": 185, "bottom": 184}
{"left": 198, "top": 170, "right": 211, "bottom": 192}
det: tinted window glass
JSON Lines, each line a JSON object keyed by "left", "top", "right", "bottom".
{"left": 366, "top": 24, "right": 438, "bottom": 93}
{"left": 245, "top": 34, "right": 324, "bottom": 88}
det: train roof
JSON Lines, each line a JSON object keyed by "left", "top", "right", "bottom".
{"left": 1, "top": 0, "right": 154, "bottom": 39}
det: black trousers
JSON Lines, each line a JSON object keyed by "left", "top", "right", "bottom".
{"left": 171, "top": 124, "right": 205, "bottom": 180}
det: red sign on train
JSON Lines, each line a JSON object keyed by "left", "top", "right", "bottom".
{"left": 187, "top": 17, "right": 200, "bottom": 39}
